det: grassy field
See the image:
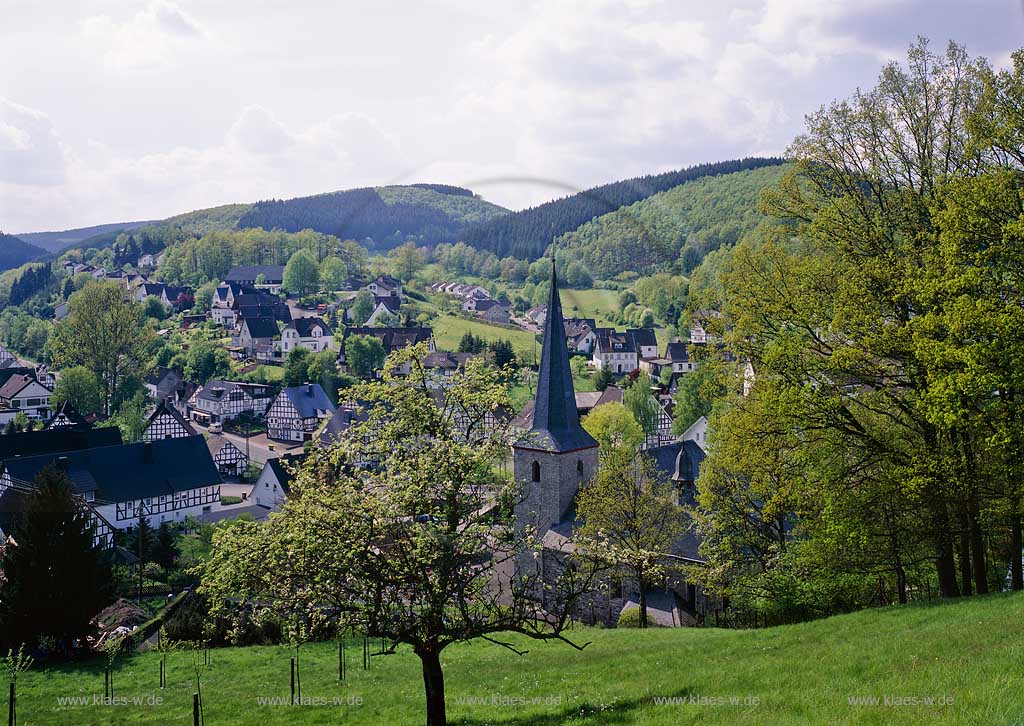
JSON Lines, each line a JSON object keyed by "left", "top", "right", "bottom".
{"left": 431, "top": 313, "right": 540, "bottom": 362}
{"left": 558, "top": 288, "right": 620, "bottom": 327}
{"left": 15, "top": 591, "right": 1024, "bottom": 725}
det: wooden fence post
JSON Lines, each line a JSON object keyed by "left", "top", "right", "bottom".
{"left": 338, "top": 642, "right": 344, "bottom": 681}
{"left": 193, "top": 693, "right": 200, "bottom": 726}
{"left": 8, "top": 682, "right": 14, "bottom": 726}
{"left": 290, "top": 657, "right": 295, "bottom": 706}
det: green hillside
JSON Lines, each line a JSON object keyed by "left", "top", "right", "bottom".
{"left": 0, "top": 232, "right": 46, "bottom": 271}
{"left": 16, "top": 591, "right": 1024, "bottom": 725}
{"left": 553, "top": 164, "right": 789, "bottom": 278}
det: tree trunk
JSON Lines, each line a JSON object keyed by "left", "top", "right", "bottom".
{"left": 896, "top": 565, "right": 907, "bottom": 604}
{"left": 969, "top": 496, "right": 988, "bottom": 595}
{"left": 1011, "top": 510, "right": 1023, "bottom": 591}
{"left": 637, "top": 567, "right": 648, "bottom": 629}
{"left": 958, "top": 508, "right": 973, "bottom": 597}
{"left": 934, "top": 504, "right": 960, "bottom": 598}
{"left": 419, "top": 649, "right": 446, "bottom": 726}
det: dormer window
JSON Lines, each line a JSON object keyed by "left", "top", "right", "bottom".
{"left": 532, "top": 461, "right": 541, "bottom": 482}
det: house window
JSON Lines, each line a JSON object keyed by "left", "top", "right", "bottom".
{"left": 532, "top": 461, "right": 541, "bottom": 482}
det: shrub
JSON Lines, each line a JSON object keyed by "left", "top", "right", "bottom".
{"left": 617, "top": 607, "right": 661, "bottom": 629}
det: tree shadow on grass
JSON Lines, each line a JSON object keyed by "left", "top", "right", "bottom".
{"left": 449, "top": 687, "right": 694, "bottom": 725}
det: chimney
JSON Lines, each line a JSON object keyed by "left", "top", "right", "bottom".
{"left": 143, "top": 441, "right": 153, "bottom": 463}
{"left": 307, "top": 384, "right": 313, "bottom": 396}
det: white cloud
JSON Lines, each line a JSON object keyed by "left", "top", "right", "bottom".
{"left": 81, "top": 1, "right": 208, "bottom": 71}
{"left": 0, "top": 98, "right": 68, "bottom": 186}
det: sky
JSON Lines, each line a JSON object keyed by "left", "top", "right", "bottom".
{"left": 2, "top": 0, "right": 1023, "bottom": 233}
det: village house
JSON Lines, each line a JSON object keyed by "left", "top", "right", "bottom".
{"left": 230, "top": 292, "right": 291, "bottom": 328}
{"left": 44, "top": 401, "right": 91, "bottom": 431}
{"left": 464, "top": 298, "right": 511, "bottom": 324}
{"left": 253, "top": 453, "right": 305, "bottom": 509}
{"left": 278, "top": 317, "right": 334, "bottom": 356}
{"left": 143, "top": 367, "right": 184, "bottom": 401}
{"left": 142, "top": 399, "right": 197, "bottom": 441}
{"left": 206, "top": 434, "right": 248, "bottom": 477}
{"left": 0, "top": 374, "right": 53, "bottom": 422}
{"left": 224, "top": 265, "right": 286, "bottom": 293}
{"left": 187, "top": 380, "right": 273, "bottom": 425}
{"left": 365, "top": 274, "right": 403, "bottom": 299}
{"left": 237, "top": 317, "right": 281, "bottom": 360}
{"left": 266, "top": 383, "right": 336, "bottom": 442}
{"left": 563, "top": 318, "right": 598, "bottom": 354}
{"left": 133, "top": 282, "right": 193, "bottom": 310}
{"left": 0, "top": 435, "right": 223, "bottom": 539}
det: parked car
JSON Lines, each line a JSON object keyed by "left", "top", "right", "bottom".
{"left": 208, "top": 422, "right": 223, "bottom": 433}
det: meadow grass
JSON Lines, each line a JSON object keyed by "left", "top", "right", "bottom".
{"left": 16, "top": 590, "right": 1024, "bottom": 725}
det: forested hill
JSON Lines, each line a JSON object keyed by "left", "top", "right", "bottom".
{"left": 0, "top": 232, "right": 46, "bottom": 272}
{"left": 459, "top": 157, "right": 786, "bottom": 261}
{"left": 237, "top": 185, "right": 508, "bottom": 250}
{"left": 16, "top": 220, "right": 157, "bottom": 253}
{"left": 552, "top": 163, "right": 790, "bottom": 278}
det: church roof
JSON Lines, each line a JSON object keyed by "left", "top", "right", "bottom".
{"left": 516, "top": 263, "right": 597, "bottom": 453}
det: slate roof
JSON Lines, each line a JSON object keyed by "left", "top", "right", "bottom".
{"left": 647, "top": 439, "right": 706, "bottom": 484}
{"left": 628, "top": 328, "right": 657, "bottom": 351}
{"left": 595, "top": 329, "right": 635, "bottom": 354}
{"left": 372, "top": 274, "right": 402, "bottom": 291}
{"left": 281, "top": 384, "right": 335, "bottom": 419}
{"left": 516, "top": 262, "right": 597, "bottom": 453}
{"left": 666, "top": 341, "right": 690, "bottom": 362}
{"left": 293, "top": 318, "right": 331, "bottom": 337}
{"left": 144, "top": 366, "right": 178, "bottom": 387}
{"left": 0, "top": 435, "right": 222, "bottom": 504}
{"left": 265, "top": 453, "right": 306, "bottom": 495}
{"left": 225, "top": 265, "right": 285, "bottom": 284}
{"left": 242, "top": 317, "right": 280, "bottom": 340}
{"left": 0, "top": 426, "right": 122, "bottom": 461}
{"left": 422, "top": 351, "right": 475, "bottom": 371}
{"left": 373, "top": 296, "right": 401, "bottom": 313}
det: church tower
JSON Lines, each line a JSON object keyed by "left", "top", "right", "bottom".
{"left": 513, "top": 262, "right": 599, "bottom": 544}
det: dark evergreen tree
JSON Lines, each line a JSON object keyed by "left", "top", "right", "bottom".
{"left": 0, "top": 464, "right": 113, "bottom": 651}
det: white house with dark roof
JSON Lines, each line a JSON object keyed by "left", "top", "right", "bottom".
{"left": 365, "top": 274, "right": 403, "bottom": 299}
{"left": 225, "top": 265, "right": 285, "bottom": 293}
{"left": 237, "top": 317, "right": 281, "bottom": 359}
{"left": 266, "top": 383, "right": 336, "bottom": 442}
{"left": 0, "top": 374, "right": 53, "bottom": 421}
{"left": 253, "top": 453, "right": 305, "bottom": 509}
{"left": 278, "top": 317, "right": 334, "bottom": 355}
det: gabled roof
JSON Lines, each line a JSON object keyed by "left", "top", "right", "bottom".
{"left": 144, "top": 399, "right": 197, "bottom": 436}
{"left": 628, "top": 328, "right": 657, "bottom": 350}
{"left": 0, "top": 435, "right": 221, "bottom": 503}
{"left": 422, "top": 351, "right": 475, "bottom": 371}
{"left": 0, "top": 426, "right": 122, "bottom": 461}
{"left": 516, "top": 262, "right": 597, "bottom": 453}
{"left": 265, "top": 453, "right": 306, "bottom": 494}
{"left": 242, "top": 317, "right": 280, "bottom": 340}
{"left": 44, "top": 401, "right": 90, "bottom": 430}
{"left": 225, "top": 265, "right": 285, "bottom": 283}
{"left": 0, "top": 374, "right": 51, "bottom": 399}
{"left": 293, "top": 317, "right": 331, "bottom": 337}
{"left": 372, "top": 274, "right": 402, "bottom": 290}
{"left": 666, "top": 341, "right": 690, "bottom": 362}
{"left": 280, "top": 384, "right": 335, "bottom": 419}
{"left": 474, "top": 299, "right": 508, "bottom": 312}
{"left": 373, "top": 296, "right": 401, "bottom": 313}
{"left": 144, "top": 366, "right": 180, "bottom": 387}
{"left": 647, "top": 439, "right": 706, "bottom": 484}
{"left": 595, "top": 329, "right": 635, "bottom": 354}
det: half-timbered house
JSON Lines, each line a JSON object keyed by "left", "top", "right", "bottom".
{"left": 187, "top": 380, "right": 273, "bottom": 424}
{"left": 206, "top": 434, "right": 248, "bottom": 477}
{"left": 142, "top": 399, "right": 197, "bottom": 441}
{"left": 266, "top": 384, "right": 336, "bottom": 442}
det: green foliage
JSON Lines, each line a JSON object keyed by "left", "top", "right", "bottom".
{"left": 388, "top": 241, "right": 425, "bottom": 282}
{"left": 141, "top": 295, "right": 169, "bottom": 321}
{"left": 554, "top": 164, "right": 788, "bottom": 277}
{"left": 318, "top": 256, "right": 348, "bottom": 291}
{"left": 350, "top": 289, "right": 375, "bottom": 325}
{"left": 582, "top": 402, "right": 643, "bottom": 453}
{"left": 48, "top": 281, "right": 154, "bottom": 414}
{"left": 282, "top": 250, "right": 320, "bottom": 296}
{"left": 184, "top": 342, "right": 231, "bottom": 385}
{"left": 616, "top": 607, "right": 660, "bottom": 628}
{"left": 623, "top": 371, "right": 658, "bottom": 436}
{"left": 591, "top": 365, "right": 614, "bottom": 391}
{"left": 344, "top": 334, "right": 385, "bottom": 378}
{"left": 109, "top": 392, "right": 149, "bottom": 443}
{"left": 283, "top": 347, "right": 313, "bottom": 387}
{"left": 51, "top": 365, "right": 102, "bottom": 416}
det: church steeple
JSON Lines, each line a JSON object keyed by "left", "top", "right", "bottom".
{"left": 519, "top": 261, "right": 597, "bottom": 453}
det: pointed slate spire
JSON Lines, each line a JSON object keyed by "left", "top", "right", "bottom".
{"left": 519, "top": 261, "right": 598, "bottom": 452}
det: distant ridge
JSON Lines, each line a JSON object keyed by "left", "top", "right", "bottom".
{"left": 0, "top": 232, "right": 46, "bottom": 271}
{"left": 459, "top": 157, "right": 787, "bottom": 261}
{"left": 16, "top": 220, "right": 158, "bottom": 253}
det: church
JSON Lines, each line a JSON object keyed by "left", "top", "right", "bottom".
{"left": 512, "top": 263, "right": 715, "bottom": 627}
